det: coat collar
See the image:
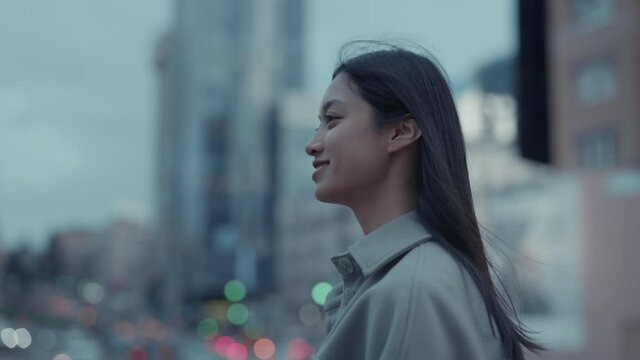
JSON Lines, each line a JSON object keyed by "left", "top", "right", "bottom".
{"left": 330, "top": 209, "right": 433, "bottom": 277}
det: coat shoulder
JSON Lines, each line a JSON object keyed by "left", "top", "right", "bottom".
{"left": 369, "top": 240, "right": 468, "bottom": 299}
{"left": 366, "top": 240, "right": 501, "bottom": 343}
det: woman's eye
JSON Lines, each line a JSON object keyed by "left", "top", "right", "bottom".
{"left": 314, "top": 115, "right": 340, "bottom": 131}
{"left": 325, "top": 115, "right": 342, "bottom": 124}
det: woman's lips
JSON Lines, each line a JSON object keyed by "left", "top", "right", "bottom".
{"left": 312, "top": 163, "right": 328, "bottom": 181}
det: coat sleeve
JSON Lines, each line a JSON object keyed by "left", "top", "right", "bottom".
{"left": 361, "top": 278, "right": 452, "bottom": 359}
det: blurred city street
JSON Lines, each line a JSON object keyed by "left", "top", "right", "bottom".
{"left": 1, "top": 0, "right": 639, "bottom": 359}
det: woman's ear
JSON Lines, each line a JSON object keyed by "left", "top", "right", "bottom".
{"left": 384, "top": 118, "right": 422, "bottom": 153}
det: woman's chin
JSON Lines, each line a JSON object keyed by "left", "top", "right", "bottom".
{"left": 314, "top": 186, "right": 330, "bottom": 202}
{"left": 314, "top": 185, "right": 339, "bottom": 204}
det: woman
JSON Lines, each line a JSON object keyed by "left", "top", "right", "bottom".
{"left": 304, "top": 41, "right": 545, "bottom": 359}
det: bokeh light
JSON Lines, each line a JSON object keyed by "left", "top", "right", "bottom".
{"left": 1, "top": 328, "right": 32, "bottom": 349}
{"left": 15, "top": 328, "right": 31, "bottom": 349}
{"left": 227, "top": 342, "right": 248, "bottom": 360}
{"left": 227, "top": 303, "right": 249, "bottom": 325}
{"left": 224, "top": 280, "right": 247, "bottom": 302}
{"left": 113, "top": 320, "right": 136, "bottom": 341}
{"left": 1, "top": 328, "right": 17, "bottom": 348}
{"left": 311, "top": 282, "right": 332, "bottom": 306}
{"left": 81, "top": 282, "right": 105, "bottom": 304}
{"left": 299, "top": 303, "right": 321, "bottom": 326}
{"left": 287, "top": 338, "right": 314, "bottom": 360}
{"left": 197, "top": 318, "right": 219, "bottom": 339}
{"left": 52, "top": 354, "right": 72, "bottom": 360}
{"left": 141, "top": 318, "right": 168, "bottom": 342}
{"left": 78, "top": 306, "right": 98, "bottom": 327}
{"left": 213, "top": 336, "right": 235, "bottom": 357}
{"left": 253, "top": 338, "right": 276, "bottom": 359}
{"left": 50, "top": 295, "right": 72, "bottom": 317}
{"left": 127, "top": 345, "right": 148, "bottom": 360}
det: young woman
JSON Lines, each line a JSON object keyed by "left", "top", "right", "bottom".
{"left": 304, "top": 41, "right": 545, "bottom": 360}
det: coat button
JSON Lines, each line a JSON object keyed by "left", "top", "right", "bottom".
{"left": 338, "top": 257, "right": 354, "bottom": 275}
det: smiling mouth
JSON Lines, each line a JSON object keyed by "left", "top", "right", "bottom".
{"left": 312, "top": 163, "right": 328, "bottom": 181}
{"left": 313, "top": 160, "right": 330, "bottom": 170}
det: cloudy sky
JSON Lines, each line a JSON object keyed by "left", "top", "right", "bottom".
{"left": 305, "top": 0, "right": 516, "bottom": 93}
{"left": 0, "top": 0, "right": 515, "bottom": 250}
{"left": 0, "top": 0, "right": 172, "bottom": 249}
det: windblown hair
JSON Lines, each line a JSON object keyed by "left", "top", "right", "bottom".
{"left": 332, "top": 40, "right": 545, "bottom": 360}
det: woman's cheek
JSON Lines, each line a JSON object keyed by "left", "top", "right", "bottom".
{"left": 323, "top": 130, "right": 340, "bottom": 158}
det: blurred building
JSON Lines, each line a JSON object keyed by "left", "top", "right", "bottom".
{"left": 457, "top": 55, "right": 547, "bottom": 215}
{"left": 547, "top": 0, "right": 640, "bottom": 169}
{"left": 518, "top": 0, "right": 640, "bottom": 169}
{"left": 45, "top": 219, "right": 154, "bottom": 312}
{"left": 272, "top": 92, "right": 362, "bottom": 344}
{"left": 99, "top": 218, "right": 154, "bottom": 319}
{"left": 49, "top": 228, "right": 102, "bottom": 282}
{"left": 515, "top": 1, "right": 640, "bottom": 359}
{"left": 459, "top": 69, "right": 591, "bottom": 358}
{"left": 153, "top": 0, "right": 304, "bottom": 326}
{"left": 0, "top": 242, "right": 44, "bottom": 310}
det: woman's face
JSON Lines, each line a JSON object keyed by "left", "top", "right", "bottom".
{"left": 305, "top": 72, "right": 390, "bottom": 205}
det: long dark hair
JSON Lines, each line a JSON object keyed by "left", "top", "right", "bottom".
{"left": 332, "top": 40, "right": 546, "bottom": 359}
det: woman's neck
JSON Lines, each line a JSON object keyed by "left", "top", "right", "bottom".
{"left": 351, "top": 199, "right": 417, "bottom": 235}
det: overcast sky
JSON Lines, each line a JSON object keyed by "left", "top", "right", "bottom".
{"left": 305, "top": 0, "right": 516, "bottom": 93}
{"left": 0, "top": 0, "right": 515, "bottom": 250}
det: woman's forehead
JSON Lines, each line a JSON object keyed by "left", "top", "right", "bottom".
{"left": 320, "top": 73, "right": 365, "bottom": 111}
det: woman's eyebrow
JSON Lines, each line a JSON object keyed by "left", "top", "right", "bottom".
{"left": 317, "top": 99, "right": 346, "bottom": 123}
{"left": 320, "top": 99, "right": 344, "bottom": 114}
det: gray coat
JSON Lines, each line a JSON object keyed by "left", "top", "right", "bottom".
{"left": 311, "top": 210, "right": 505, "bottom": 360}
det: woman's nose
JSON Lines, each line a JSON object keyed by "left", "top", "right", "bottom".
{"left": 305, "top": 135, "right": 323, "bottom": 157}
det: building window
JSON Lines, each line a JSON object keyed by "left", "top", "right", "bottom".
{"left": 579, "top": 128, "right": 617, "bottom": 168}
{"left": 572, "top": 0, "right": 613, "bottom": 29}
{"left": 576, "top": 58, "right": 617, "bottom": 105}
